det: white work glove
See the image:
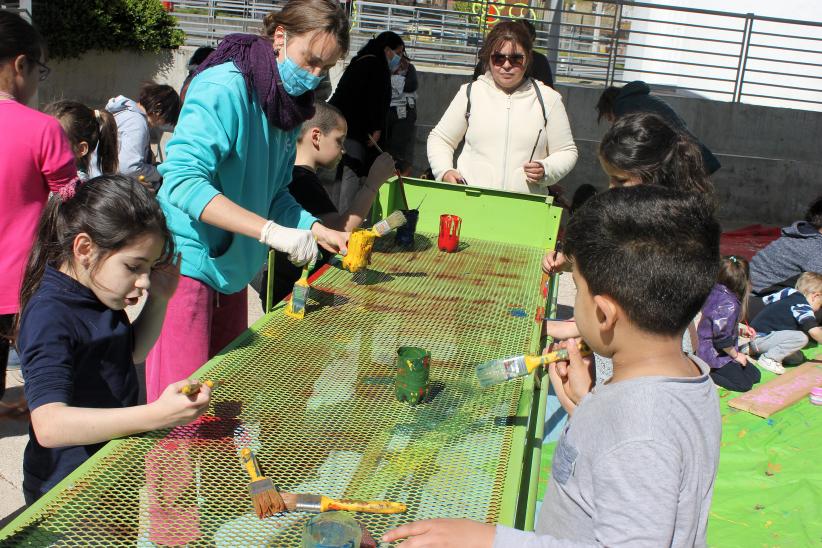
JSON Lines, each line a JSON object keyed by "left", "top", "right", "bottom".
{"left": 259, "top": 220, "right": 318, "bottom": 266}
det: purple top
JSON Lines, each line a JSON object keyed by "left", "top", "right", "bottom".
{"left": 696, "top": 283, "right": 740, "bottom": 369}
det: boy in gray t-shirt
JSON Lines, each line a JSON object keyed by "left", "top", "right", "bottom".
{"left": 384, "top": 186, "right": 723, "bottom": 547}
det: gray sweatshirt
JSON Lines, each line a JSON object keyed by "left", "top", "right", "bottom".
{"left": 91, "top": 95, "right": 160, "bottom": 183}
{"left": 494, "top": 356, "right": 721, "bottom": 547}
{"left": 750, "top": 221, "right": 822, "bottom": 295}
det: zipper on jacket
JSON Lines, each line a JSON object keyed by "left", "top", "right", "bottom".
{"left": 502, "top": 94, "right": 512, "bottom": 190}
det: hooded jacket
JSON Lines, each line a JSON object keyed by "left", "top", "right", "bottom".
{"left": 427, "top": 73, "right": 577, "bottom": 194}
{"left": 95, "top": 96, "right": 160, "bottom": 183}
{"left": 750, "top": 221, "right": 822, "bottom": 295}
{"left": 696, "top": 283, "right": 741, "bottom": 369}
{"left": 613, "top": 81, "right": 721, "bottom": 175}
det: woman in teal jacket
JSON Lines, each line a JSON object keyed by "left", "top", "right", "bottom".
{"left": 146, "top": 0, "right": 350, "bottom": 402}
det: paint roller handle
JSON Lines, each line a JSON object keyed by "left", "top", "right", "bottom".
{"left": 240, "top": 447, "right": 265, "bottom": 482}
{"left": 323, "top": 497, "right": 407, "bottom": 514}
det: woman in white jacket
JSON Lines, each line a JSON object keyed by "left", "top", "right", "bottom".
{"left": 427, "top": 21, "right": 577, "bottom": 194}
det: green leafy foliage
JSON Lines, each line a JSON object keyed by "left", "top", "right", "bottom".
{"left": 33, "top": 0, "right": 184, "bottom": 59}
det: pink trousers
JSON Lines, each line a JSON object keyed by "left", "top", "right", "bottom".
{"left": 145, "top": 275, "right": 247, "bottom": 403}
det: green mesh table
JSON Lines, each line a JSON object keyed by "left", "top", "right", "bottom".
{"left": 0, "top": 227, "right": 560, "bottom": 546}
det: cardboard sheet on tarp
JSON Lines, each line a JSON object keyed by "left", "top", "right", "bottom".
{"left": 728, "top": 361, "right": 822, "bottom": 418}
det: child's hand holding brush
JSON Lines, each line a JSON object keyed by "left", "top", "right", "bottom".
{"left": 547, "top": 338, "right": 594, "bottom": 416}
{"left": 148, "top": 379, "right": 212, "bottom": 429}
{"left": 365, "top": 152, "right": 398, "bottom": 193}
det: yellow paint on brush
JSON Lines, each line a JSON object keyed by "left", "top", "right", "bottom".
{"left": 342, "top": 229, "right": 376, "bottom": 273}
{"left": 285, "top": 266, "right": 310, "bottom": 319}
{"left": 322, "top": 497, "right": 406, "bottom": 514}
{"left": 180, "top": 379, "right": 217, "bottom": 395}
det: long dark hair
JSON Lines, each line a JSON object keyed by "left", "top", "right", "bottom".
{"left": 599, "top": 112, "right": 714, "bottom": 196}
{"left": 358, "top": 31, "right": 404, "bottom": 59}
{"left": 0, "top": 10, "right": 44, "bottom": 63}
{"left": 44, "top": 101, "right": 119, "bottom": 175}
{"left": 18, "top": 176, "right": 174, "bottom": 322}
{"left": 717, "top": 255, "right": 750, "bottom": 320}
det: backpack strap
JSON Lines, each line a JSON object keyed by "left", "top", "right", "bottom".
{"left": 531, "top": 77, "right": 547, "bottom": 127}
{"left": 464, "top": 81, "right": 473, "bottom": 125}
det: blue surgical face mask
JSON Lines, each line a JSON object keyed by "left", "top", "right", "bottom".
{"left": 387, "top": 50, "right": 401, "bottom": 71}
{"left": 278, "top": 33, "right": 322, "bottom": 96}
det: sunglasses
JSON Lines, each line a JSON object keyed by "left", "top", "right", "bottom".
{"left": 490, "top": 53, "right": 525, "bottom": 68}
{"left": 28, "top": 57, "right": 51, "bottom": 81}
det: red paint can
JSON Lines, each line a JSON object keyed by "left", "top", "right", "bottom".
{"left": 438, "top": 214, "right": 462, "bottom": 252}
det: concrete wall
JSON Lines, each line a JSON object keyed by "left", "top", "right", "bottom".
{"left": 37, "top": 48, "right": 821, "bottom": 226}
{"left": 38, "top": 48, "right": 193, "bottom": 108}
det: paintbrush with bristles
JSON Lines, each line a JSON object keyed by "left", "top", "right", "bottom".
{"left": 285, "top": 263, "right": 312, "bottom": 319}
{"left": 371, "top": 210, "right": 407, "bottom": 237}
{"left": 476, "top": 341, "right": 592, "bottom": 388}
{"left": 279, "top": 492, "right": 406, "bottom": 514}
{"left": 240, "top": 448, "right": 286, "bottom": 518}
{"left": 180, "top": 379, "right": 219, "bottom": 395}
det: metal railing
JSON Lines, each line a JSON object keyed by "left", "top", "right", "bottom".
{"left": 164, "top": 0, "right": 822, "bottom": 110}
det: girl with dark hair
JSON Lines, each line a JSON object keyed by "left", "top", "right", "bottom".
{"left": 428, "top": 21, "right": 577, "bottom": 192}
{"left": 330, "top": 31, "right": 404, "bottom": 168}
{"left": 598, "top": 112, "right": 714, "bottom": 196}
{"left": 696, "top": 256, "right": 761, "bottom": 392}
{"left": 0, "top": 10, "right": 77, "bottom": 409}
{"left": 544, "top": 112, "right": 714, "bottom": 276}
{"left": 146, "top": 0, "right": 350, "bottom": 403}
{"left": 329, "top": 31, "right": 404, "bottom": 209}
{"left": 44, "top": 100, "right": 119, "bottom": 180}
{"left": 16, "top": 176, "right": 211, "bottom": 503}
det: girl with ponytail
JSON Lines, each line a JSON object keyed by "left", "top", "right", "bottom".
{"left": 16, "top": 175, "right": 210, "bottom": 503}
{"left": 543, "top": 112, "right": 716, "bottom": 275}
{"left": 44, "top": 100, "right": 119, "bottom": 180}
{"left": 597, "top": 112, "right": 714, "bottom": 196}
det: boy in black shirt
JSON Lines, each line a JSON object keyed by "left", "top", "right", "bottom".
{"left": 750, "top": 272, "right": 822, "bottom": 374}
{"left": 261, "top": 102, "right": 396, "bottom": 306}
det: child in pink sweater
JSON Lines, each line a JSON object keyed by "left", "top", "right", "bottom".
{"left": 0, "top": 11, "right": 77, "bottom": 406}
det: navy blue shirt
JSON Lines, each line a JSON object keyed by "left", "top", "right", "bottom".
{"left": 751, "top": 288, "right": 818, "bottom": 335}
{"left": 18, "top": 266, "right": 137, "bottom": 502}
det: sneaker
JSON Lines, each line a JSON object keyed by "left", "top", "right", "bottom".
{"left": 757, "top": 356, "right": 785, "bottom": 375}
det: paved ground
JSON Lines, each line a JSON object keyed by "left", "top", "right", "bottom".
{"left": 0, "top": 272, "right": 576, "bottom": 527}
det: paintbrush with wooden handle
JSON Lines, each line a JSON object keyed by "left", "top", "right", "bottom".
{"left": 240, "top": 448, "right": 286, "bottom": 518}
{"left": 280, "top": 492, "right": 406, "bottom": 514}
{"left": 367, "top": 134, "right": 408, "bottom": 209}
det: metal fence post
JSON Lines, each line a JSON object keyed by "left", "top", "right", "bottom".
{"left": 606, "top": 0, "right": 623, "bottom": 87}
{"left": 733, "top": 12, "right": 755, "bottom": 103}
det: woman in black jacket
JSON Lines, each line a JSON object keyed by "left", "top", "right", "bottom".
{"left": 330, "top": 31, "right": 404, "bottom": 178}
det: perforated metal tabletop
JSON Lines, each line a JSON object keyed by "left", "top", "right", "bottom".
{"left": 1, "top": 233, "right": 546, "bottom": 547}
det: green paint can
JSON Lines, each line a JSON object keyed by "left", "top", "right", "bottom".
{"left": 395, "top": 346, "right": 430, "bottom": 404}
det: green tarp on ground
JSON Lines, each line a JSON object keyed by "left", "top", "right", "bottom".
{"left": 538, "top": 361, "right": 822, "bottom": 547}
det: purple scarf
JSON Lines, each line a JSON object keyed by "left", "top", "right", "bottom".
{"left": 194, "top": 33, "right": 315, "bottom": 130}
